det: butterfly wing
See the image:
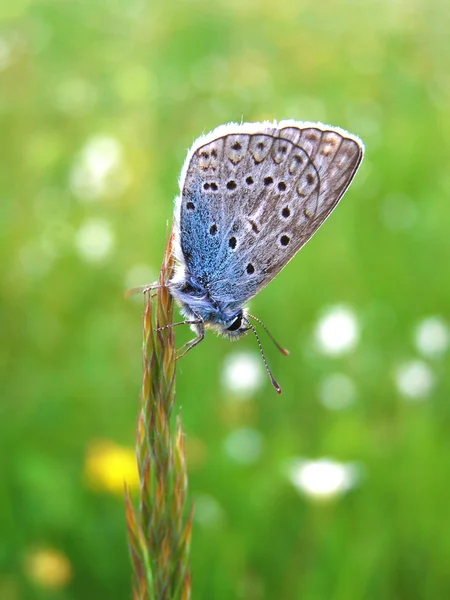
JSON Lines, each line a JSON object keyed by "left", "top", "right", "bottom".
{"left": 175, "top": 121, "right": 364, "bottom": 312}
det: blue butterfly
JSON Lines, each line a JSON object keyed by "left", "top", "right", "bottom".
{"left": 143, "top": 121, "right": 363, "bottom": 392}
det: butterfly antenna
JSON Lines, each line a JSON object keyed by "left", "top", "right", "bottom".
{"left": 247, "top": 313, "right": 289, "bottom": 356}
{"left": 244, "top": 319, "right": 282, "bottom": 394}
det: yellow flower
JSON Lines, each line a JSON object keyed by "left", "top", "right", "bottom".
{"left": 24, "top": 548, "right": 72, "bottom": 590}
{"left": 85, "top": 440, "right": 139, "bottom": 495}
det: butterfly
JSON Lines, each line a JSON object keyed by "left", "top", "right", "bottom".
{"left": 148, "top": 121, "right": 364, "bottom": 392}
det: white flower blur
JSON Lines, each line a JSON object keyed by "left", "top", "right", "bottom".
{"left": 193, "top": 494, "right": 224, "bottom": 527}
{"left": 69, "top": 135, "right": 130, "bottom": 201}
{"left": 222, "top": 352, "right": 264, "bottom": 396}
{"left": 319, "top": 373, "right": 356, "bottom": 410}
{"left": 124, "top": 264, "right": 156, "bottom": 293}
{"left": 55, "top": 79, "right": 97, "bottom": 116}
{"left": 315, "top": 306, "right": 359, "bottom": 356}
{"left": 75, "top": 218, "right": 114, "bottom": 263}
{"left": 414, "top": 316, "right": 449, "bottom": 359}
{"left": 223, "top": 428, "right": 263, "bottom": 465}
{"left": 0, "top": 37, "right": 13, "bottom": 71}
{"left": 288, "top": 458, "right": 359, "bottom": 500}
{"left": 395, "top": 360, "right": 435, "bottom": 401}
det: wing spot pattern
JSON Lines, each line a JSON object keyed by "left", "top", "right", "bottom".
{"left": 324, "top": 135, "right": 337, "bottom": 147}
{"left": 249, "top": 219, "right": 259, "bottom": 234}
{"left": 198, "top": 150, "right": 210, "bottom": 170}
{"left": 181, "top": 126, "right": 363, "bottom": 299}
{"left": 289, "top": 152, "right": 308, "bottom": 175}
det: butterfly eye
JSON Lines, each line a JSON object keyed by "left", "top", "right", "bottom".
{"left": 180, "top": 282, "right": 196, "bottom": 294}
{"left": 227, "top": 313, "right": 243, "bottom": 332}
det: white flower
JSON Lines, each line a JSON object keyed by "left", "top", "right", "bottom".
{"left": 319, "top": 373, "right": 356, "bottom": 410}
{"left": 75, "top": 218, "right": 114, "bottom": 263}
{"left": 414, "top": 316, "right": 449, "bottom": 359}
{"left": 193, "top": 494, "right": 224, "bottom": 527}
{"left": 315, "top": 306, "right": 359, "bottom": 356}
{"left": 69, "top": 135, "right": 130, "bottom": 201}
{"left": 55, "top": 79, "right": 97, "bottom": 116}
{"left": 288, "top": 458, "right": 359, "bottom": 500}
{"left": 223, "top": 428, "right": 263, "bottom": 465}
{"left": 395, "top": 360, "right": 435, "bottom": 401}
{"left": 222, "top": 352, "right": 264, "bottom": 396}
{"left": 124, "top": 264, "right": 156, "bottom": 293}
{"left": 0, "top": 37, "right": 13, "bottom": 71}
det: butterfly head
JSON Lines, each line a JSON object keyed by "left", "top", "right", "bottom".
{"left": 169, "top": 278, "right": 250, "bottom": 339}
{"left": 219, "top": 309, "right": 250, "bottom": 340}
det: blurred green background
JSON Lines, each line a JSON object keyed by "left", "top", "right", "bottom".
{"left": 1, "top": 0, "right": 449, "bottom": 598}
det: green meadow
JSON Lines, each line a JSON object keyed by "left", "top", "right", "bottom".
{"left": 1, "top": 0, "right": 449, "bottom": 598}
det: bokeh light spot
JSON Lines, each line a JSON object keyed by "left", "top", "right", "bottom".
{"left": 85, "top": 440, "right": 139, "bottom": 494}
{"left": 315, "top": 306, "right": 359, "bottom": 356}
{"left": 69, "top": 135, "right": 130, "bottom": 201}
{"left": 75, "top": 218, "right": 114, "bottom": 263}
{"left": 395, "top": 360, "right": 435, "bottom": 400}
{"left": 223, "top": 428, "right": 263, "bottom": 464}
{"left": 319, "top": 373, "right": 357, "bottom": 410}
{"left": 414, "top": 316, "right": 449, "bottom": 359}
{"left": 124, "top": 264, "right": 156, "bottom": 295}
{"left": 24, "top": 548, "right": 72, "bottom": 590}
{"left": 222, "top": 352, "right": 264, "bottom": 396}
{"left": 193, "top": 494, "right": 224, "bottom": 527}
{"left": 287, "top": 458, "right": 360, "bottom": 500}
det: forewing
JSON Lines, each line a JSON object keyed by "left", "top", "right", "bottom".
{"left": 177, "top": 122, "right": 364, "bottom": 311}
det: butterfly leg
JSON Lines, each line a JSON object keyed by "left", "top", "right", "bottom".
{"left": 153, "top": 308, "right": 205, "bottom": 359}
{"left": 155, "top": 319, "right": 202, "bottom": 333}
{"left": 125, "top": 282, "right": 166, "bottom": 298}
{"left": 176, "top": 320, "right": 205, "bottom": 360}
